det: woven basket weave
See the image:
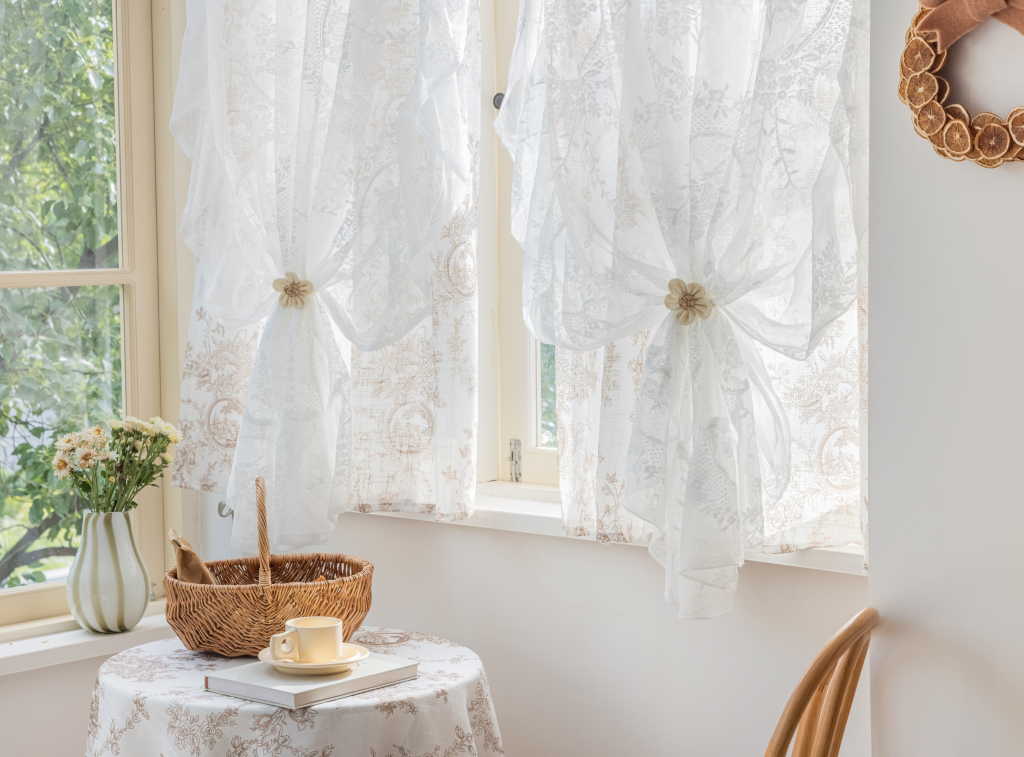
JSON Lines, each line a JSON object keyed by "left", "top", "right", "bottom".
{"left": 163, "top": 477, "right": 373, "bottom": 657}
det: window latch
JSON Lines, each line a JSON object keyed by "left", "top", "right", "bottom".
{"left": 508, "top": 439, "right": 522, "bottom": 482}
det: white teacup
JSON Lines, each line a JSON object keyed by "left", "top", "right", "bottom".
{"left": 270, "top": 616, "right": 345, "bottom": 663}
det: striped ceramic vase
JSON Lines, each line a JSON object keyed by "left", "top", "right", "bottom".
{"left": 66, "top": 511, "right": 150, "bottom": 633}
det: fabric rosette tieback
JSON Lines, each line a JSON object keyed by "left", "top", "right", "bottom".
{"left": 917, "top": 0, "right": 1024, "bottom": 52}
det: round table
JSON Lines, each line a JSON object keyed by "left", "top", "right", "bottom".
{"left": 85, "top": 627, "right": 504, "bottom": 757}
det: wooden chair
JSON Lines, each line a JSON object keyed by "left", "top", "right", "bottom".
{"left": 765, "top": 608, "right": 880, "bottom": 757}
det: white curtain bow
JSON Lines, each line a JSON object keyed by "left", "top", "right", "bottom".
{"left": 495, "top": 0, "right": 868, "bottom": 617}
{"left": 171, "top": 0, "right": 476, "bottom": 551}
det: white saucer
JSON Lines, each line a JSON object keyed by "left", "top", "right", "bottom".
{"left": 258, "top": 643, "right": 370, "bottom": 675}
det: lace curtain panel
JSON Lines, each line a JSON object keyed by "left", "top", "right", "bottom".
{"left": 555, "top": 292, "right": 868, "bottom": 562}
{"left": 170, "top": 0, "right": 481, "bottom": 551}
{"left": 495, "top": 0, "right": 869, "bottom": 617}
{"left": 758, "top": 291, "right": 868, "bottom": 561}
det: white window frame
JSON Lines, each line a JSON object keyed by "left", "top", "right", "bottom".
{"left": 0, "top": 0, "right": 188, "bottom": 628}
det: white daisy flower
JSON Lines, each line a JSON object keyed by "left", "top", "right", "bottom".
{"left": 53, "top": 452, "right": 72, "bottom": 479}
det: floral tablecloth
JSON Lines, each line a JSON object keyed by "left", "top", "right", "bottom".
{"left": 85, "top": 627, "right": 504, "bottom": 757}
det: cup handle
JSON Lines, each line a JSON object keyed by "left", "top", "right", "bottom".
{"left": 271, "top": 630, "right": 299, "bottom": 661}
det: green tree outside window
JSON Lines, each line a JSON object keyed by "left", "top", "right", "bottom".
{"left": 0, "top": 0, "right": 122, "bottom": 588}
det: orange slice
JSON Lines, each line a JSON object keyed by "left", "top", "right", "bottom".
{"left": 942, "top": 120, "right": 972, "bottom": 156}
{"left": 944, "top": 104, "right": 970, "bottom": 124}
{"left": 903, "top": 38, "right": 936, "bottom": 74}
{"left": 1008, "top": 111, "right": 1024, "bottom": 147}
{"left": 934, "top": 76, "right": 950, "bottom": 105}
{"left": 977, "top": 123, "right": 1011, "bottom": 159}
{"left": 898, "top": 77, "right": 909, "bottom": 105}
{"left": 971, "top": 112, "right": 1003, "bottom": 129}
{"left": 932, "top": 50, "right": 947, "bottom": 74}
{"left": 915, "top": 101, "right": 946, "bottom": 136}
{"left": 906, "top": 72, "right": 938, "bottom": 108}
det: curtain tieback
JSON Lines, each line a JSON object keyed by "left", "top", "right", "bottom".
{"left": 272, "top": 272, "right": 316, "bottom": 309}
{"left": 664, "top": 278, "right": 714, "bottom": 326}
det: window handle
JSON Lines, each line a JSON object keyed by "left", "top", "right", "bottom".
{"left": 507, "top": 439, "right": 522, "bottom": 482}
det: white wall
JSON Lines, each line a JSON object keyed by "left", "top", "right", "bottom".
{"left": 200, "top": 502, "right": 871, "bottom": 757}
{"left": 0, "top": 511, "right": 870, "bottom": 757}
{"left": 0, "top": 655, "right": 109, "bottom": 755}
{"left": 870, "top": 4, "right": 1024, "bottom": 756}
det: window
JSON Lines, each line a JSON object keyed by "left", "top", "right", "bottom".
{"left": 493, "top": 257, "right": 558, "bottom": 484}
{"left": 485, "top": 0, "right": 557, "bottom": 487}
{"left": 535, "top": 339, "right": 557, "bottom": 450}
{"left": 0, "top": 0, "right": 163, "bottom": 626}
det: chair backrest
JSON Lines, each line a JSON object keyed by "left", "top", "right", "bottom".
{"left": 765, "top": 607, "right": 880, "bottom": 757}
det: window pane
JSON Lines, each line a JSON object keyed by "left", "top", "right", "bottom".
{"left": 0, "top": 0, "right": 119, "bottom": 271}
{"left": 0, "top": 285, "right": 122, "bottom": 589}
{"left": 539, "top": 342, "right": 557, "bottom": 449}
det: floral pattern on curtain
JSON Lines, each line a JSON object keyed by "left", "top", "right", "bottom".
{"left": 172, "top": 264, "right": 262, "bottom": 493}
{"left": 170, "top": 0, "right": 480, "bottom": 552}
{"left": 757, "top": 291, "right": 867, "bottom": 555}
{"left": 556, "top": 335, "right": 655, "bottom": 544}
{"left": 348, "top": 176, "right": 480, "bottom": 522}
{"left": 495, "top": 0, "right": 869, "bottom": 617}
{"left": 556, "top": 290, "right": 868, "bottom": 561}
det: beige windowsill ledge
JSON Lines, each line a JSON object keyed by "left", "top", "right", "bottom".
{"left": 0, "top": 599, "right": 173, "bottom": 677}
{"left": 365, "top": 480, "right": 868, "bottom": 577}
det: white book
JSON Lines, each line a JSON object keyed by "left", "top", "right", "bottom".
{"left": 205, "top": 653, "right": 418, "bottom": 709}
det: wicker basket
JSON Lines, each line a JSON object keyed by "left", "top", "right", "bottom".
{"left": 163, "top": 477, "right": 373, "bottom": 657}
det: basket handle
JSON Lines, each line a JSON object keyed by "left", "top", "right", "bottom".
{"left": 255, "top": 476, "right": 271, "bottom": 587}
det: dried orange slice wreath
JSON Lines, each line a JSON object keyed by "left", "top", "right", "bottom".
{"left": 900, "top": 7, "right": 1024, "bottom": 168}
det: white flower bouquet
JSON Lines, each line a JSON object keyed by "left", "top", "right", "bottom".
{"left": 51, "top": 416, "right": 182, "bottom": 512}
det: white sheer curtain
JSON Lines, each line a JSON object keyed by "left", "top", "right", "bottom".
{"left": 496, "top": 0, "right": 868, "bottom": 617}
{"left": 169, "top": 0, "right": 479, "bottom": 552}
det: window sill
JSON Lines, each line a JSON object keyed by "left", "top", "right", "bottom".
{"left": 364, "top": 481, "right": 868, "bottom": 577}
{"left": 0, "top": 483, "right": 863, "bottom": 675}
{"left": 0, "top": 599, "right": 174, "bottom": 677}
